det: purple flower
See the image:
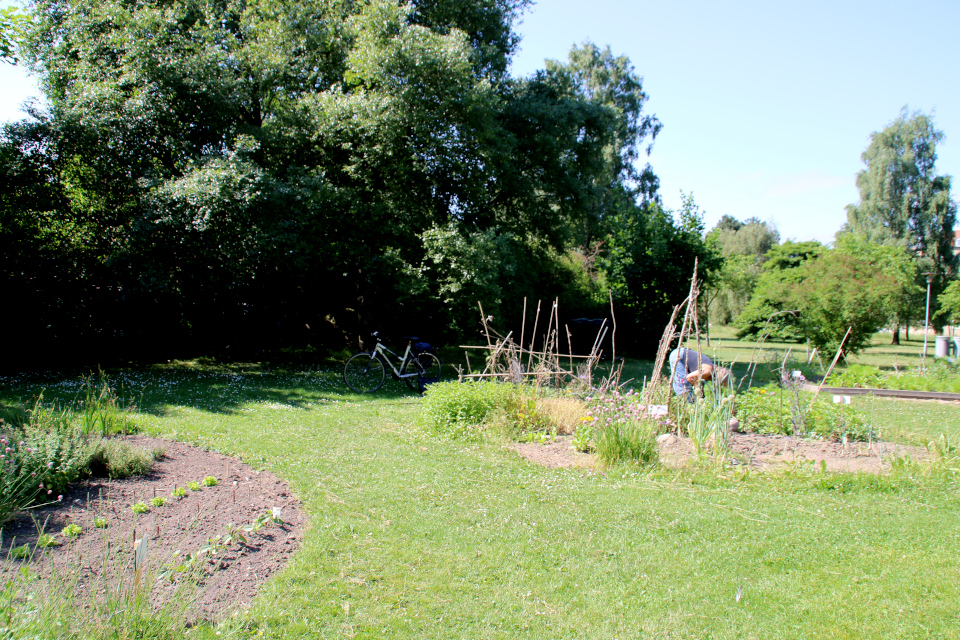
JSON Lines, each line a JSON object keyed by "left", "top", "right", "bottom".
{"left": 47, "top": 462, "right": 53, "bottom": 468}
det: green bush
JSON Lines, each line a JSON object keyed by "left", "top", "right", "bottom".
{"left": 419, "top": 381, "right": 535, "bottom": 440}
{"left": 827, "top": 364, "right": 886, "bottom": 388}
{"left": 87, "top": 439, "right": 154, "bottom": 479}
{"left": 736, "top": 384, "right": 870, "bottom": 441}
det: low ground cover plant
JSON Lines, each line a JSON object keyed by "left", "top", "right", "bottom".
{"left": 737, "top": 383, "right": 870, "bottom": 440}
{"left": 828, "top": 361, "right": 960, "bottom": 393}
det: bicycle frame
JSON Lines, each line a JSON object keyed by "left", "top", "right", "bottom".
{"left": 370, "top": 341, "right": 418, "bottom": 381}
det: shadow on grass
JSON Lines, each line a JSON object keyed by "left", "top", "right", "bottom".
{"left": 0, "top": 359, "right": 424, "bottom": 418}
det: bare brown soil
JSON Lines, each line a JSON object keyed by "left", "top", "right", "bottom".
{"left": 512, "top": 432, "right": 929, "bottom": 473}
{"left": 0, "top": 436, "right": 307, "bottom": 624}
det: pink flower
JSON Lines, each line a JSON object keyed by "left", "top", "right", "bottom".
{"left": 57, "top": 495, "right": 63, "bottom": 501}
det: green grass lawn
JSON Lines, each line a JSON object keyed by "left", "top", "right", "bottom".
{"left": 3, "top": 344, "right": 960, "bottom": 638}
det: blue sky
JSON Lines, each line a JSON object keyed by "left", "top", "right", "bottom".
{"left": 3, "top": 0, "right": 958, "bottom": 243}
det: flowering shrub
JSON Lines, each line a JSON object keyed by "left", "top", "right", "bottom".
{"left": 0, "top": 419, "right": 86, "bottom": 524}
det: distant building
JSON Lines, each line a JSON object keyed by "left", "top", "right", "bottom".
{"left": 954, "top": 230, "right": 960, "bottom": 256}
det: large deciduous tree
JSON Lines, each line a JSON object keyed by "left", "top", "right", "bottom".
{"left": 2, "top": 0, "right": 710, "bottom": 366}
{"left": 845, "top": 108, "right": 957, "bottom": 301}
{"left": 705, "top": 216, "right": 780, "bottom": 325}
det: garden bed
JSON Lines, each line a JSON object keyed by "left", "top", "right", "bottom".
{"left": 512, "top": 433, "right": 929, "bottom": 474}
{"left": 0, "top": 436, "right": 307, "bottom": 624}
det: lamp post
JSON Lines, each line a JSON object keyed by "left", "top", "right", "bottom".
{"left": 922, "top": 272, "right": 935, "bottom": 360}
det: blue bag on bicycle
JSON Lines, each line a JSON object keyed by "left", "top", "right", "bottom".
{"left": 412, "top": 341, "right": 433, "bottom": 354}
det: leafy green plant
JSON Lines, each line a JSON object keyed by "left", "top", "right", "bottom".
{"left": 827, "top": 364, "right": 886, "bottom": 388}
{"left": 419, "top": 380, "right": 529, "bottom": 440}
{"left": 131, "top": 501, "right": 149, "bottom": 514}
{"left": 172, "top": 487, "right": 187, "bottom": 498}
{"left": 150, "top": 497, "right": 167, "bottom": 507}
{"left": 187, "top": 481, "right": 201, "bottom": 491}
{"left": 93, "top": 516, "right": 107, "bottom": 528}
{"left": 36, "top": 533, "right": 57, "bottom": 548}
{"left": 202, "top": 475, "right": 218, "bottom": 487}
{"left": 9, "top": 544, "right": 31, "bottom": 560}
{"left": 737, "top": 383, "right": 870, "bottom": 441}
{"left": 61, "top": 524, "right": 82, "bottom": 538}
{"left": 571, "top": 420, "right": 595, "bottom": 453}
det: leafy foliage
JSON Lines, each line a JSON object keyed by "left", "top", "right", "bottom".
{"left": 789, "top": 252, "right": 899, "bottom": 355}
{"left": 1, "top": 0, "right": 716, "bottom": 368}
{"left": 845, "top": 108, "right": 957, "bottom": 279}
{"left": 735, "top": 241, "right": 824, "bottom": 341}
{"left": 736, "top": 384, "right": 870, "bottom": 441}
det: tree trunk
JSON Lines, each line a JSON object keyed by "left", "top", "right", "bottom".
{"left": 891, "top": 323, "right": 900, "bottom": 345}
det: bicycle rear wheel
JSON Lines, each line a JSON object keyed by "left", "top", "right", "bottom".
{"left": 343, "top": 353, "right": 386, "bottom": 393}
{"left": 403, "top": 353, "right": 442, "bottom": 391}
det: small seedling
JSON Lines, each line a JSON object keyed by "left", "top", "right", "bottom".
{"left": 132, "top": 501, "right": 149, "bottom": 514}
{"left": 94, "top": 517, "right": 108, "bottom": 528}
{"left": 37, "top": 533, "right": 58, "bottom": 548}
{"left": 150, "top": 497, "right": 167, "bottom": 507}
{"left": 187, "top": 481, "right": 201, "bottom": 491}
{"left": 172, "top": 487, "right": 187, "bottom": 498}
{"left": 202, "top": 475, "right": 218, "bottom": 487}
{"left": 61, "top": 524, "right": 82, "bottom": 538}
{"left": 10, "top": 544, "right": 31, "bottom": 559}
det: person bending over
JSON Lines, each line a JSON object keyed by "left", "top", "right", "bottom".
{"left": 669, "top": 347, "right": 730, "bottom": 403}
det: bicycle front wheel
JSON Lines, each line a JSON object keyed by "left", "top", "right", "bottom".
{"left": 403, "top": 353, "right": 443, "bottom": 391}
{"left": 343, "top": 353, "right": 386, "bottom": 393}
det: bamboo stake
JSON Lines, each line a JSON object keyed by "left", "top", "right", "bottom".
{"left": 527, "top": 300, "right": 542, "bottom": 372}
{"left": 809, "top": 327, "right": 852, "bottom": 409}
{"left": 519, "top": 297, "right": 527, "bottom": 366}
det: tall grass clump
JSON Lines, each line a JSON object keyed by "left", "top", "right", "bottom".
{"left": 678, "top": 386, "right": 736, "bottom": 459}
{"left": 582, "top": 389, "right": 661, "bottom": 466}
{"left": 79, "top": 372, "right": 138, "bottom": 436}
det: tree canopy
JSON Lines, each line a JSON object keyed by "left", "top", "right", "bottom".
{"left": 1, "top": 0, "right": 714, "bottom": 367}
{"left": 845, "top": 108, "right": 957, "bottom": 277}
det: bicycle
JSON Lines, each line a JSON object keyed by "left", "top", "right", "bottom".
{"left": 342, "top": 332, "right": 442, "bottom": 393}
